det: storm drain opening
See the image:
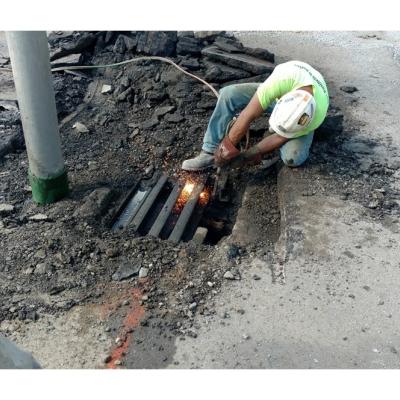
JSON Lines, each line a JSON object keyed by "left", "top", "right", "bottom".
{"left": 198, "top": 169, "right": 242, "bottom": 245}
{"left": 110, "top": 170, "right": 246, "bottom": 245}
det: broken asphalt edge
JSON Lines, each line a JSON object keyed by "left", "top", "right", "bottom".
{"left": 274, "top": 166, "right": 308, "bottom": 284}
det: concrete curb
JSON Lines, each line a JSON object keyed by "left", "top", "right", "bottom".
{"left": 274, "top": 166, "right": 309, "bottom": 284}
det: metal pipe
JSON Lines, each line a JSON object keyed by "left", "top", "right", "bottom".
{"left": 6, "top": 31, "right": 68, "bottom": 204}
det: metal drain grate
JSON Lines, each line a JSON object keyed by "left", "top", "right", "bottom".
{"left": 112, "top": 172, "right": 210, "bottom": 243}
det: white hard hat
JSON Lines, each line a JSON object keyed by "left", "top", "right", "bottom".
{"left": 269, "top": 89, "right": 316, "bottom": 138}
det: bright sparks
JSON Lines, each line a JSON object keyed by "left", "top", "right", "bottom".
{"left": 173, "top": 180, "right": 210, "bottom": 213}
{"left": 199, "top": 190, "right": 209, "bottom": 206}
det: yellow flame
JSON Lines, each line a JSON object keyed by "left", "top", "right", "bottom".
{"left": 182, "top": 182, "right": 195, "bottom": 197}
{"left": 174, "top": 181, "right": 195, "bottom": 212}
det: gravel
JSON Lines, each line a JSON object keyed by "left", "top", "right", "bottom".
{"left": 28, "top": 214, "right": 48, "bottom": 222}
{"left": 72, "top": 122, "right": 90, "bottom": 134}
{"left": 0, "top": 204, "right": 14, "bottom": 215}
{"left": 223, "top": 271, "right": 235, "bottom": 280}
{"left": 138, "top": 267, "right": 149, "bottom": 279}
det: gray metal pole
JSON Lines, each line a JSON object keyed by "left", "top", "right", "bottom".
{"left": 6, "top": 31, "right": 68, "bottom": 204}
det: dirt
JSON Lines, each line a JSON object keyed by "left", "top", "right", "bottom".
{"left": 1, "top": 31, "right": 398, "bottom": 368}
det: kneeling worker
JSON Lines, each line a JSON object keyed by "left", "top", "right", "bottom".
{"left": 182, "top": 60, "right": 329, "bottom": 170}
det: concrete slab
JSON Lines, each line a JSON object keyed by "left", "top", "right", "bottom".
{"left": 50, "top": 53, "right": 82, "bottom": 69}
{"left": 168, "top": 167, "right": 400, "bottom": 368}
{"left": 204, "top": 61, "right": 251, "bottom": 83}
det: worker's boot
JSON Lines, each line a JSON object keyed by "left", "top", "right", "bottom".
{"left": 181, "top": 150, "right": 215, "bottom": 171}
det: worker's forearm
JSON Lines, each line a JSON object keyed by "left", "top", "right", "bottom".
{"left": 227, "top": 94, "right": 264, "bottom": 147}
{"left": 256, "top": 133, "right": 289, "bottom": 155}
{"left": 228, "top": 118, "right": 251, "bottom": 147}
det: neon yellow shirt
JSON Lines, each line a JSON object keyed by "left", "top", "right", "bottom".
{"left": 256, "top": 61, "right": 329, "bottom": 138}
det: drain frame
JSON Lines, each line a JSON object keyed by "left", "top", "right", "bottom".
{"left": 111, "top": 172, "right": 213, "bottom": 243}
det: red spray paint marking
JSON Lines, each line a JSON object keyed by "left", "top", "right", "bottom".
{"left": 106, "top": 287, "right": 145, "bottom": 369}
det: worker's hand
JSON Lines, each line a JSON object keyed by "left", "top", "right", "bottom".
{"left": 227, "top": 146, "right": 263, "bottom": 169}
{"left": 214, "top": 136, "right": 241, "bottom": 167}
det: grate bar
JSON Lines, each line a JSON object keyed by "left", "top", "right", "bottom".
{"left": 148, "top": 182, "right": 184, "bottom": 238}
{"left": 130, "top": 173, "right": 168, "bottom": 231}
{"left": 169, "top": 183, "right": 205, "bottom": 244}
{"left": 112, "top": 187, "right": 149, "bottom": 231}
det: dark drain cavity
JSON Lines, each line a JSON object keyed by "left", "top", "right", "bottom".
{"left": 110, "top": 170, "right": 244, "bottom": 245}
{"left": 198, "top": 169, "right": 245, "bottom": 245}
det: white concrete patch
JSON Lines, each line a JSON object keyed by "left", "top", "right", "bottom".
{"left": 2, "top": 305, "right": 111, "bottom": 368}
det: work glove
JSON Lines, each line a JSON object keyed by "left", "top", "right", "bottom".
{"left": 226, "top": 145, "right": 263, "bottom": 169}
{"left": 214, "top": 135, "right": 241, "bottom": 167}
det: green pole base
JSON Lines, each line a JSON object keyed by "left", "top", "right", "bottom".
{"left": 28, "top": 169, "right": 69, "bottom": 205}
